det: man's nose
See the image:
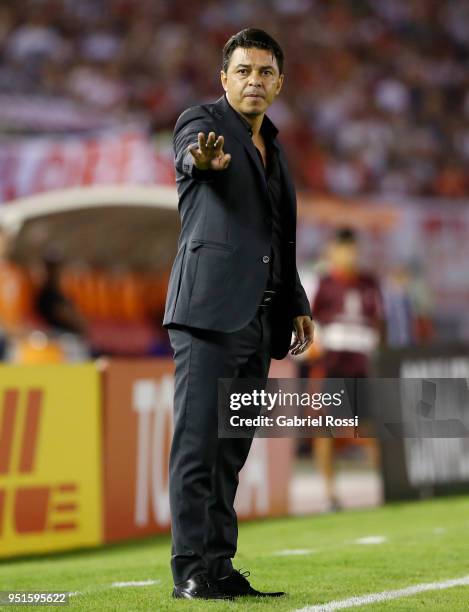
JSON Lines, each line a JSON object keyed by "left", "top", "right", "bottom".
{"left": 248, "top": 72, "right": 262, "bottom": 86}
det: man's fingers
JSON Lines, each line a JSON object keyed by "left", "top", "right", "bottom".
{"left": 214, "top": 135, "right": 224, "bottom": 151}
{"left": 289, "top": 335, "right": 300, "bottom": 350}
{"left": 188, "top": 143, "right": 201, "bottom": 159}
{"left": 197, "top": 132, "right": 206, "bottom": 150}
{"left": 204, "top": 132, "right": 216, "bottom": 156}
{"left": 191, "top": 132, "right": 230, "bottom": 170}
{"left": 290, "top": 337, "right": 311, "bottom": 356}
{"left": 298, "top": 328, "right": 314, "bottom": 351}
{"left": 296, "top": 332, "right": 315, "bottom": 354}
{"left": 290, "top": 344, "right": 303, "bottom": 356}
{"left": 290, "top": 317, "right": 315, "bottom": 355}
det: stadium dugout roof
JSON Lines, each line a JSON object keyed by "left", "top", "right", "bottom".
{"left": 0, "top": 185, "right": 400, "bottom": 271}
{"left": 0, "top": 185, "right": 180, "bottom": 272}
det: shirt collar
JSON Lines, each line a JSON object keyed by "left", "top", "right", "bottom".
{"left": 223, "top": 93, "right": 279, "bottom": 141}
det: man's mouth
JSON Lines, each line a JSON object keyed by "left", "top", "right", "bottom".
{"left": 244, "top": 93, "right": 264, "bottom": 99}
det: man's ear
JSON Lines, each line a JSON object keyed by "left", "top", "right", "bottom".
{"left": 220, "top": 70, "right": 227, "bottom": 91}
{"left": 276, "top": 73, "right": 284, "bottom": 95}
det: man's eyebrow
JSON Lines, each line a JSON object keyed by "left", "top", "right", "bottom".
{"left": 234, "top": 63, "right": 276, "bottom": 70}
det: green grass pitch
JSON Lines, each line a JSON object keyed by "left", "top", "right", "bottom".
{"left": 1, "top": 495, "right": 468, "bottom": 611}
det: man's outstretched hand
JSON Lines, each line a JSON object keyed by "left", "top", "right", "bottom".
{"left": 188, "top": 131, "right": 231, "bottom": 171}
{"left": 290, "top": 316, "right": 315, "bottom": 356}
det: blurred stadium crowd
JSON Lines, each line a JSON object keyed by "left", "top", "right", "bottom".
{"left": 1, "top": 0, "right": 469, "bottom": 198}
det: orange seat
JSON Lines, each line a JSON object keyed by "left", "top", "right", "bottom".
{"left": 0, "top": 262, "right": 34, "bottom": 327}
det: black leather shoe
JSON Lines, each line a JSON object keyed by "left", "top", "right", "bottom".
{"left": 214, "top": 568, "right": 286, "bottom": 598}
{"left": 172, "top": 572, "right": 234, "bottom": 600}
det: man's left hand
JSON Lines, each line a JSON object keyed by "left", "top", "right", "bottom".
{"left": 290, "top": 316, "right": 315, "bottom": 355}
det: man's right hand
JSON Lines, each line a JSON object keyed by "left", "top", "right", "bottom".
{"left": 188, "top": 132, "right": 231, "bottom": 171}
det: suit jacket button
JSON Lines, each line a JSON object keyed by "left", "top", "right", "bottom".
{"left": 262, "top": 255, "right": 270, "bottom": 263}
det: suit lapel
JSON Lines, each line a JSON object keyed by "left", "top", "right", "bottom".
{"left": 213, "top": 95, "right": 267, "bottom": 192}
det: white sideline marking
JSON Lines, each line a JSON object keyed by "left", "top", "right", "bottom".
{"left": 354, "top": 536, "right": 387, "bottom": 545}
{"left": 433, "top": 527, "right": 446, "bottom": 534}
{"left": 294, "top": 575, "right": 469, "bottom": 611}
{"left": 112, "top": 579, "right": 160, "bottom": 588}
{"left": 273, "top": 549, "right": 317, "bottom": 556}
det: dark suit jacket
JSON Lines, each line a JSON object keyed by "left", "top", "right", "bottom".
{"left": 163, "top": 94, "right": 311, "bottom": 359}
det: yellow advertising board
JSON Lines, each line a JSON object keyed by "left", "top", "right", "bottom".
{"left": 0, "top": 364, "right": 102, "bottom": 557}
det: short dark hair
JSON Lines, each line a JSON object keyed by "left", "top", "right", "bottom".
{"left": 334, "top": 227, "right": 357, "bottom": 244}
{"left": 222, "top": 28, "right": 284, "bottom": 74}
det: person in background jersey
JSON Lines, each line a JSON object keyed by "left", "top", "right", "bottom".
{"left": 311, "top": 227, "right": 386, "bottom": 511}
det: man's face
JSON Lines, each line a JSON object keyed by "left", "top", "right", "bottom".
{"left": 221, "top": 46, "right": 284, "bottom": 117}
{"left": 328, "top": 242, "right": 359, "bottom": 272}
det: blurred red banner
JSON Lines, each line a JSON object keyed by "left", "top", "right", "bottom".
{"left": 0, "top": 128, "right": 174, "bottom": 202}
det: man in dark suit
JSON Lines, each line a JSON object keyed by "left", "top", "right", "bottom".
{"left": 163, "top": 28, "right": 314, "bottom": 600}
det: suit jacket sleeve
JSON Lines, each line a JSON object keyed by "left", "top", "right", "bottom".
{"left": 292, "top": 266, "right": 313, "bottom": 319}
{"left": 173, "top": 107, "right": 220, "bottom": 183}
{"left": 274, "top": 141, "right": 312, "bottom": 321}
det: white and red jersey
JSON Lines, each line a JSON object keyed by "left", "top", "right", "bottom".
{"left": 311, "top": 269, "right": 384, "bottom": 376}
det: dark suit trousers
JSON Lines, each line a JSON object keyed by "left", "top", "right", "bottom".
{"left": 167, "top": 305, "right": 272, "bottom": 584}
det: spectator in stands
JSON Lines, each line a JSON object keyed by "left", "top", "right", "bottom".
{"left": 1, "top": 0, "right": 469, "bottom": 199}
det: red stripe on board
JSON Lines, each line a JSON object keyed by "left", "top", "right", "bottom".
{"left": 52, "top": 503, "right": 77, "bottom": 512}
{"left": 52, "top": 522, "right": 77, "bottom": 531}
{"left": 56, "top": 483, "right": 78, "bottom": 492}
{"left": 0, "top": 390, "right": 19, "bottom": 474}
{"left": 19, "top": 389, "right": 43, "bottom": 473}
